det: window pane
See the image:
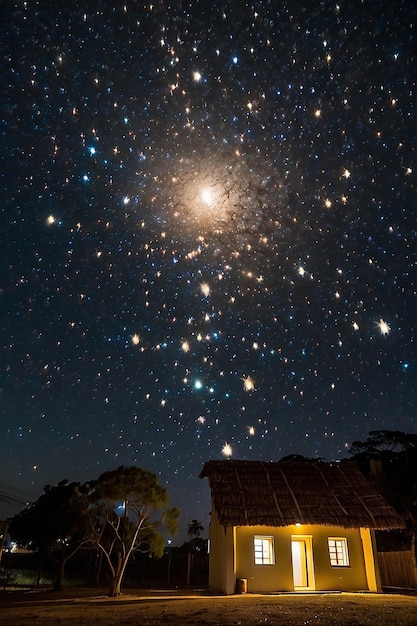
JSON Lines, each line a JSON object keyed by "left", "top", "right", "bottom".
{"left": 254, "top": 536, "right": 275, "bottom": 565}
{"left": 328, "top": 538, "right": 349, "bottom": 567}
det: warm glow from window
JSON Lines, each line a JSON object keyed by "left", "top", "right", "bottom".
{"left": 254, "top": 535, "right": 275, "bottom": 565}
{"left": 328, "top": 537, "right": 349, "bottom": 566}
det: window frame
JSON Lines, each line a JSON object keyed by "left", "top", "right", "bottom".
{"left": 327, "top": 537, "right": 350, "bottom": 567}
{"left": 253, "top": 535, "right": 275, "bottom": 565}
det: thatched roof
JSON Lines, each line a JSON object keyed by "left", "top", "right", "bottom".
{"left": 199, "top": 460, "right": 405, "bottom": 530}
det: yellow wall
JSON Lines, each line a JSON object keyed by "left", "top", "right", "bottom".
{"left": 208, "top": 509, "right": 377, "bottom": 594}
{"left": 208, "top": 508, "right": 235, "bottom": 594}
{"left": 360, "top": 527, "right": 381, "bottom": 592}
{"left": 236, "top": 525, "right": 369, "bottom": 592}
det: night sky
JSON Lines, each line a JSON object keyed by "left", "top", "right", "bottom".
{"left": 1, "top": 1, "right": 416, "bottom": 542}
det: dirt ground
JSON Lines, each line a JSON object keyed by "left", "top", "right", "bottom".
{"left": 1, "top": 587, "right": 417, "bottom": 625}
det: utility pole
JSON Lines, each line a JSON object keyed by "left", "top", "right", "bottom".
{"left": 0, "top": 519, "right": 10, "bottom": 565}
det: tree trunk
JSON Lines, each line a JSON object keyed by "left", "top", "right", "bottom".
{"left": 91, "top": 551, "right": 103, "bottom": 588}
{"left": 52, "top": 559, "right": 66, "bottom": 591}
{"left": 53, "top": 559, "right": 66, "bottom": 592}
{"left": 186, "top": 552, "right": 193, "bottom": 586}
{"left": 108, "top": 571, "right": 123, "bottom": 597}
{"left": 52, "top": 545, "right": 83, "bottom": 591}
{"left": 107, "top": 553, "right": 129, "bottom": 597}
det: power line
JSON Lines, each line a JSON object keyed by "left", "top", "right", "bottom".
{"left": 0, "top": 482, "right": 35, "bottom": 511}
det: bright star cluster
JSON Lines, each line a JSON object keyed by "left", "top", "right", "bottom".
{"left": 1, "top": 1, "right": 416, "bottom": 538}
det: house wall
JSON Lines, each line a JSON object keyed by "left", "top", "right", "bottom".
{"left": 209, "top": 514, "right": 376, "bottom": 593}
{"left": 235, "top": 524, "right": 293, "bottom": 592}
{"left": 302, "top": 525, "right": 369, "bottom": 591}
{"left": 235, "top": 524, "right": 370, "bottom": 593}
{"left": 360, "top": 527, "right": 381, "bottom": 592}
{"left": 208, "top": 508, "right": 235, "bottom": 594}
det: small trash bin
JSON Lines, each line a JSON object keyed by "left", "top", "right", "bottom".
{"left": 236, "top": 578, "right": 247, "bottom": 593}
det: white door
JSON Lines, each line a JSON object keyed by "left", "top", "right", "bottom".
{"left": 291, "top": 537, "right": 314, "bottom": 590}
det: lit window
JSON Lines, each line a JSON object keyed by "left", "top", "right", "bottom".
{"left": 254, "top": 535, "right": 275, "bottom": 565}
{"left": 328, "top": 538, "right": 349, "bottom": 567}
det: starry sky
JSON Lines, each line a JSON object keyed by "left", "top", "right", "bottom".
{"left": 1, "top": 0, "right": 416, "bottom": 541}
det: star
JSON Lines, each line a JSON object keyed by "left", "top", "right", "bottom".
{"left": 377, "top": 319, "right": 390, "bottom": 336}
{"left": 243, "top": 376, "right": 255, "bottom": 392}
{"left": 1, "top": 0, "right": 414, "bottom": 546}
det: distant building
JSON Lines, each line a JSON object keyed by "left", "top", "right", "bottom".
{"left": 200, "top": 460, "right": 405, "bottom": 594}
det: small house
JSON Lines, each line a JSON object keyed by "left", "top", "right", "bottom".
{"left": 200, "top": 460, "right": 405, "bottom": 594}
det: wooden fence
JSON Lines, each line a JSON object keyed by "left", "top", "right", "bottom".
{"left": 378, "top": 551, "right": 417, "bottom": 589}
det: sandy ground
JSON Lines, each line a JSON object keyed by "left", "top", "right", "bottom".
{"left": 1, "top": 587, "right": 417, "bottom": 625}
